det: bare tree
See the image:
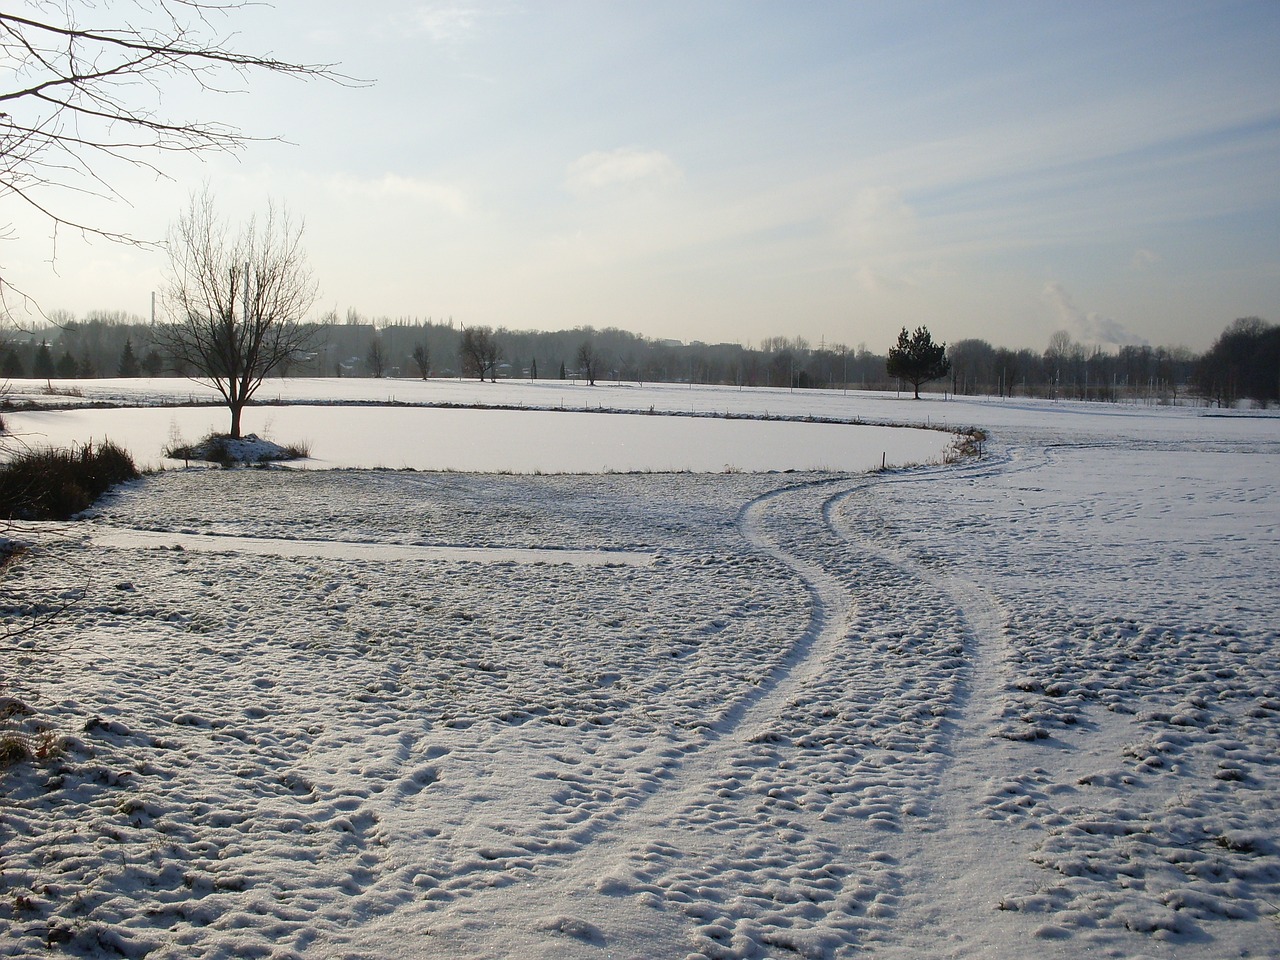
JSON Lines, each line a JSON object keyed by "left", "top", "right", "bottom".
{"left": 367, "top": 333, "right": 386, "bottom": 378}
{"left": 0, "top": 2, "right": 353, "bottom": 306}
{"left": 411, "top": 343, "right": 430, "bottom": 379}
{"left": 159, "top": 189, "right": 318, "bottom": 438}
{"left": 576, "top": 339, "right": 600, "bottom": 386}
{"left": 459, "top": 326, "right": 499, "bottom": 382}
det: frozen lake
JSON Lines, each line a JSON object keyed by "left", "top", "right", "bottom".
{"left": 5, "top": 403, "right": 954, "bottom": 473}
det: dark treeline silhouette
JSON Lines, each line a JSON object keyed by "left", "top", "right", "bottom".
{"left": 5, "top": 310, "right": 1277, "bottom": 407}
{"left": 945, "top": 336, "right": 1202, "bottom": 403}
{"left": 1191, "top": 317, "right": 1280, "bottom": 408}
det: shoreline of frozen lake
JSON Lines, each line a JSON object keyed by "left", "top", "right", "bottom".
{"left": 3, "top": 398, "right": 957, "bottom": 473}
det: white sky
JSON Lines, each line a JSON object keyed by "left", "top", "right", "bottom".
{"left": 4, "top": 1, "right": 1279, "bottom": 351}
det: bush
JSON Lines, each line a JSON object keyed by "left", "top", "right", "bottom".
{"left": 0, "top": 441, "right": 139, "bottom": 520}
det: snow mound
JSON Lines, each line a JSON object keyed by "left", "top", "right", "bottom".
{"left": 173, "top": 433, "right": 303, "bottom": 465}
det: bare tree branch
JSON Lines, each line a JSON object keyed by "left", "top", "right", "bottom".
{"left": 0, "top": 0, "right": 365, "bottom": 309}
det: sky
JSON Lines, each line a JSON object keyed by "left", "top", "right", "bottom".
{"left": 3, "top": 0, "right": 1279, "bottom": 352}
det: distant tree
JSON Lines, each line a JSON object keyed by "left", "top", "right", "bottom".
{"left": 530, "top": 357, "right": 538, "bottom": 380}
{"left": 459, "top": 326, "right": 498, "bottom": 381}
{"left": 33, "top": 340, "right": 55, "bottom": 379}
{"left": 559, "top": 360, "right": 566, "bottom": 380}
{"left": 367, "top": 334, "right": 386, "bottom": 377}
{"left": 159, "top": 190, "right": 319, "bottom": 438}
{"left": 947, "top": 339, "right": 996, "bottom": 395}
{"left": 767, "top": 350, "right": 794, "bottom": 388}
{"left": 576, "top": 339, "right": 600, "bottom": 385}
{"left": 141, "top": 348, "right": 165, "bottom": 377}
{"left": 55, "top": 350, "right": 78, "bottom": 378}
{"left": 117, "top": 339, "right": 140, "bottom": 377}
{"left": 1044, "top": 330, "right": 1076, "bottom": 365}
{"left": 992, "top": 347, "right": 1020, "bottom": 398}
{"left": 1, "top": 348, "right": 23, "bottom": 379}
{"left": 886, "top": 326, "right": 950, "bottom": 399}
{"left": 1043, "top": 330, "right": 1085, "bottom": 399}
{"left": 77, "top": 354, "right": 95, "bottom": 378}
{"left": 1194, "top": 317, "right": 1280, "bottom": 407}
{"left": 411, "top": 343, "right": 430, "bottom": 379}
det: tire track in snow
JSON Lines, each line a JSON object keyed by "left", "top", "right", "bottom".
{"left": 523, "top": 476, "right": 859, "bottom": 812}
{"left": 824, "top": 458, "right": 1051, "bottom": 957}
{"left": 341, "top": 460, "right": 1027, "bottom": 958}
{"left": 328, "top": 475, "right": 871, "bottom": 956}
{"left": 329, "top": 458, "right": 1032, "bottom": 957}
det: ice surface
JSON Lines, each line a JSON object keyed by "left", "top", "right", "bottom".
{"left": 1, "top": 380, "right": 1277, "bottom": 959}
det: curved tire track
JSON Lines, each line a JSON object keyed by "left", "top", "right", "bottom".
{"left": 327, "top": 476, "right": 870, "bottom": 956}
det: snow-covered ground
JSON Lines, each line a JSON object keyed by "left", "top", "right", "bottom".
{"left": 1, "top": 380, "right": 1277, "bottom": 959}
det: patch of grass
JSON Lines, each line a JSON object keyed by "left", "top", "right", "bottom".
{"left": 0, "top": 730, "right": 63, "bottom": 769}
{"left": 945, "top": 427, "right": 989, "bottom": 463}
{"left": 0, "top": 440, "right": 139, "bottom": 520}
{"left": 0, "top": 735, "right": 31, "bottom": 767}
{"left": 40, "top": 384, "right": 83, "bottom": 398}
{"left": 0, "top": 697, "right": 66, "bottom": 771}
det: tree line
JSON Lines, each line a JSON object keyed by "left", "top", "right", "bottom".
{"left": 6, "top": 312, "right": 1276, "bottom": 408}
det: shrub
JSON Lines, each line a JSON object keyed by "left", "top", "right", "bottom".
{"left": 0, "top": 735, "right": 31, "bottom": 767}
{"left": 0, "top": 441, "right": 139, "bottom": 520}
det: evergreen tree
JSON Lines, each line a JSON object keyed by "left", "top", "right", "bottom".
{"left": 33, "top": 339, "right": 56, "bottom": 379}
{"left": 2, "top": 349, "right": 24, "bottom": 379}
{"left": 559, "top": 360, "right": 566, "bottom": 380}
{"left": 530, "top": 357, "right": 538, "bottom": 380}
{"left": 117, "top": 338, "right": 141, "bottom": 377}
{"left": 886, "top": 326, "right": 950, "bottom": 399}
{"left": 142, "top": 348, "right": 165, "bottom": 377}
{"left": 56, "top": 350, "right": 79, "bottom": 378}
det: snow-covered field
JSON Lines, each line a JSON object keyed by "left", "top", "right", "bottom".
{"left": 1, "top": 380, "right": 1278, "bottom": 959}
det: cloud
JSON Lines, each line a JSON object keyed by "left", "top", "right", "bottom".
{"left": 1130, "top": 247, "right": 1161, "bottom": 270}
{"left": 844, "top": 187, "right": 917, "bottom": 247}
{"left": 565, "top": 148, "right": 683, "bottom": 193}
{"left": 326, "top": 173, "right": 469, "bottom": 217}
{"left": 1042, "top": 280, "right": 1148, "bottom": 347}
{"left": 407, "top": 3, "right": 481, "bottom": 44}
{"left": 834, "top": 186, "right": 927, "bottom": 293}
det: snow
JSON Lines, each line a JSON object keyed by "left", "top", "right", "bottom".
{"left": 171, "top": 434, "right": 299, "bottom": 466}
{"left": 1, "top": 379, "right": 1278, "bottom": 959}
